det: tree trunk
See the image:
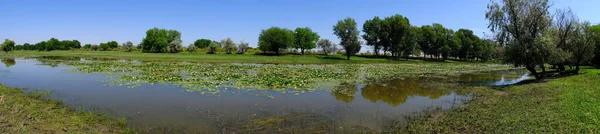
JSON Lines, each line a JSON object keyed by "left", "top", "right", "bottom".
{"left": 301, "top": 49, "right": 305, "bottom": 55}
{"left": 346, "top": 53, "right": 351, "bottom": 60}
{"left": 526, "top": 65, "right": 541, "bottom": 79}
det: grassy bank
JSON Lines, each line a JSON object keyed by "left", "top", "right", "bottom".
{"left": 403, "top": 67, "right": 600, "bottom": 133}
{"left": 6, "top": 50, "right": 495, "bottom": 64}
{"left": 0, "top": 85, "right": 133, "bottom": 133}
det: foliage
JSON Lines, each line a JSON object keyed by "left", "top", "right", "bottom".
{"left": 32, "top": 38, "right": 81, "bottom": 51}
{"left": 99, "top": 43, "right": 111, "bottom": 51}
{"left": 221, "top": 38, "right": 237, "bottom": 54}
{"left": 194, "top": 39, "right": 212, "bottom": 48}
{"left": 385, "top": 14, "right": 413, "bottom": 58}
{"left": 293, "top": 27, "right": 320, "bottom": 54}
{"left": 121, "top": 41, "right": 134, "bottom": 52}
{"left": 167, "top": 40, "right": 183, "bottom": 53}
{"left": 1, "top": 39, "right": 16, "bottom": 53}
{"left": 14, "top": 43, "right": 36, "bottom": 50}
{"left": 91, "top": 45, "right": 99, "bottom": 51}
{"left": 141, "top": 27, "right": 181, "bottom": 53}
{"left": 82, "top": 44, "right": 92, "bottom": 49}
{"left": 486, "top": 0, "right": 552, "bottom": 78}
{"left": 186, "top": 44, "right": 197, "bottom": 53}
{"left": 591, "top": 24, "right": 600, "bottom": 66}
{"left": 238, "top": 41, "right": 250, "bottom": 54}
{"left": 333, "top": 17, "right": 362, "bottom": 60}
{"left": 258, "top": 27, "right": 295, "bottom": 54}
{"left": 317, "top": 39, "right": 337, "bottom": 55}
{"left": 362, "top": 16, "right": 385, "bottom": 56}
{"left": 208, "top": 41, "right": 220, "bottom": 54}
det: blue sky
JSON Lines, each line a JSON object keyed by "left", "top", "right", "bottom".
{"left": 1, "top": 0, "right": 599, "bottom": 48}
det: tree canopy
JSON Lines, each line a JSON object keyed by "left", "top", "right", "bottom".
{"left": 333, "top": 17, "right": 362, "bottom": 60}
{"left": 258, "top": 27, "right": 294, "bottom": 54}
{"left": 293, "top": 27, "right": 320, "bottom": 54}
{"left": 194, "top": 39, "right": 212, "bottom": 49}
{"left": 1, "top": 39, "right": 16, "bottom": 53}
{"left": 141, "top": 28, "right": 182, "bottom": 53}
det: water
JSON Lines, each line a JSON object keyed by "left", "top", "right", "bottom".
{"left": 0, "top": 57, "right": 530, "bottom": 133}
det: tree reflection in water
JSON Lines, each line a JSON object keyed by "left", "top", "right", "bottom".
{"left": 333, "top": 77, "right": 452, "bottom": 106}
{"left": 1, "top": 58, "right": 16, "bottom": 68}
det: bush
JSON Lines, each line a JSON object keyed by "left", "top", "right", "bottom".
{"left": 187, "top": 44, "right": 197, "bottom": 53}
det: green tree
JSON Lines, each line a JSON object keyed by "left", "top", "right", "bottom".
{"left": 99, "top": 43, "right": 111, "bottom": 51}
{"left": 1, "top": 39, "right": 15, "bottom": 53}
{"left": 83, "top": 44, "right": 92, "bottom": 49}
{"left": 420, "top": 25, "right": 435, "bottom": 58}
{"left": 208, "top": 41, "right": 220, "bottom": 54}
{"left": 333, "top": 17, "right": 362, "bottom": 60}
{"left": 590, "top": 24, "right": 600, "bottom": 67}
{"left": 194, "top": 39, "right": 212, "bottom": 48}
{"left": 362, "top": 16, "right": 384, "bottom": 56}
{"left": 107, "top": 41, "right": 119, "bottom": 49}
{"left": 385, "top": 14, "right": 412, "bottom": 58}
{"left": 221, "top": 38, "right": 237, "bottom": 54}
{"left": 141, "top": 28, "right": 181, "bottom": 53}
{"left": 91, "top": 44, "right": 99, "bottom": 51}
{"left": 486, "top": 0, "right": 553, "bottom": 79}
{"left": 317, "top": 39, "right": 337, "bottom": 55}
{"left": 45, "top": 38, "right": 60, "bottom": 51}
{"left": 258, "top": 27, "right": 294, "bottom": 55}
{"left": 293, "top": 27, "right": 320, "bottom": 54}
{"left": 570, "top": 22, "right": 597, "bottom": 71}
{"left": 122, "top": 41, "right": 134, "bottom": 52}
{"left": 238, "top": 41, "right": 249, "bottom": 54}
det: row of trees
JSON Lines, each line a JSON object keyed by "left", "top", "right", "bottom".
{"left": 486, "top": 0, "right": 600, "bottom": 78}
{"left": 257, "top": 27, "right": 320, "bottom": 55}
{"left": 12, "top": 38, "right": 81, "bottom": 51}
{"left": 358, "top": 15, "right": 498, "bottom": 61}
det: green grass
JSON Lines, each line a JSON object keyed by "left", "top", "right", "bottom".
{"left": 6, "top": 50, "right": 497, "bottom": 64}
{"left": 0, "top": 85, "right": 134, "bottom": 133}
{"left": 403, "top": 67, "right": 600, "bottom": 133}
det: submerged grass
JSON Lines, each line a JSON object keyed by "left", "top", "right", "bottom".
{"left": 402, "top": 67, "right": 600, "bottom": 133}
{"left": 0, "top": 85, "right": 134, "bottom": 133}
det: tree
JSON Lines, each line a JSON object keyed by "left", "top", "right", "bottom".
{"left": 333, "top": 17, "right": 362, "bottom": 60}
{"left": 362, "top": 16, "right": 384, "bottom": 56}
{"left": 570, "top": 22, "right": 597, "bottom": 71}
{"left": 420, "top": 25, "right": 435, "bottom": 58}
{"left": 221, "top": 38, "right": 237, "bottom": 54}
{"left": 590, "top": 24, "right": 600, "bottom": 67}
{"left": 107, "top": 41, "right": 119, "bottom": 49}
{"left": 187, "top": 44, "right": 197, "bottom": 53}
{"left": 208, "top": 41, "right": 220, "bottom": 54}
{"left": 258, "top": 27, "right": 294, "bottom": 55}
{"left": 385, "top": 14, "right": 412, "bottom": 58}
{"left": 317, "top": 39, "right": 337, "bottom": 55}
{"left": 141, "top": 28, "right": 181, "bottom": 53}
{"left": 486, "top": 0, "right": 552, "bottom": 79}
{"left": 238, "top": 41, "right": 249, "bottom": 54}
{"left": 167, "top": 40, "right": 183, "bottom": 53}
{"left": 99, "top": 43, "right": 111, "bottom": 51}
{"left": 293, "top": 27, "right": 320, "bottom": 54}
{"left": 91, "top": 45, "right": 99, "bottom": 51}
{"left": 83, "top": 44, "right": 92, "bottom": 49}
{"left": 1, "top": 39, "right": 15, "bottom": 53}
{"left": 122, "top": 41, "right": 134, "bottom": 52}
{"left": 194, "top": 39, "right": 212, "bottom": 48}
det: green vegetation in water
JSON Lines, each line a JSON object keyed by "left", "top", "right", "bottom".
{"left": 401, "top": 67, "right": 600, "bottom": 133}
{"left": 0, "top": 85, "right": 133, "bottom": 133}
{"left": 33, "top": 57, "right": 512, "bottom": 95}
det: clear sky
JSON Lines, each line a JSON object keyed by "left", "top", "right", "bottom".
{"left": 1, "top": 0, "right": 599, "bottom": 48}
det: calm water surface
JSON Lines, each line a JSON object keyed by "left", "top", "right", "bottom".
{"left": 0, "top": 57, "right": 529, "bottom": 133}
